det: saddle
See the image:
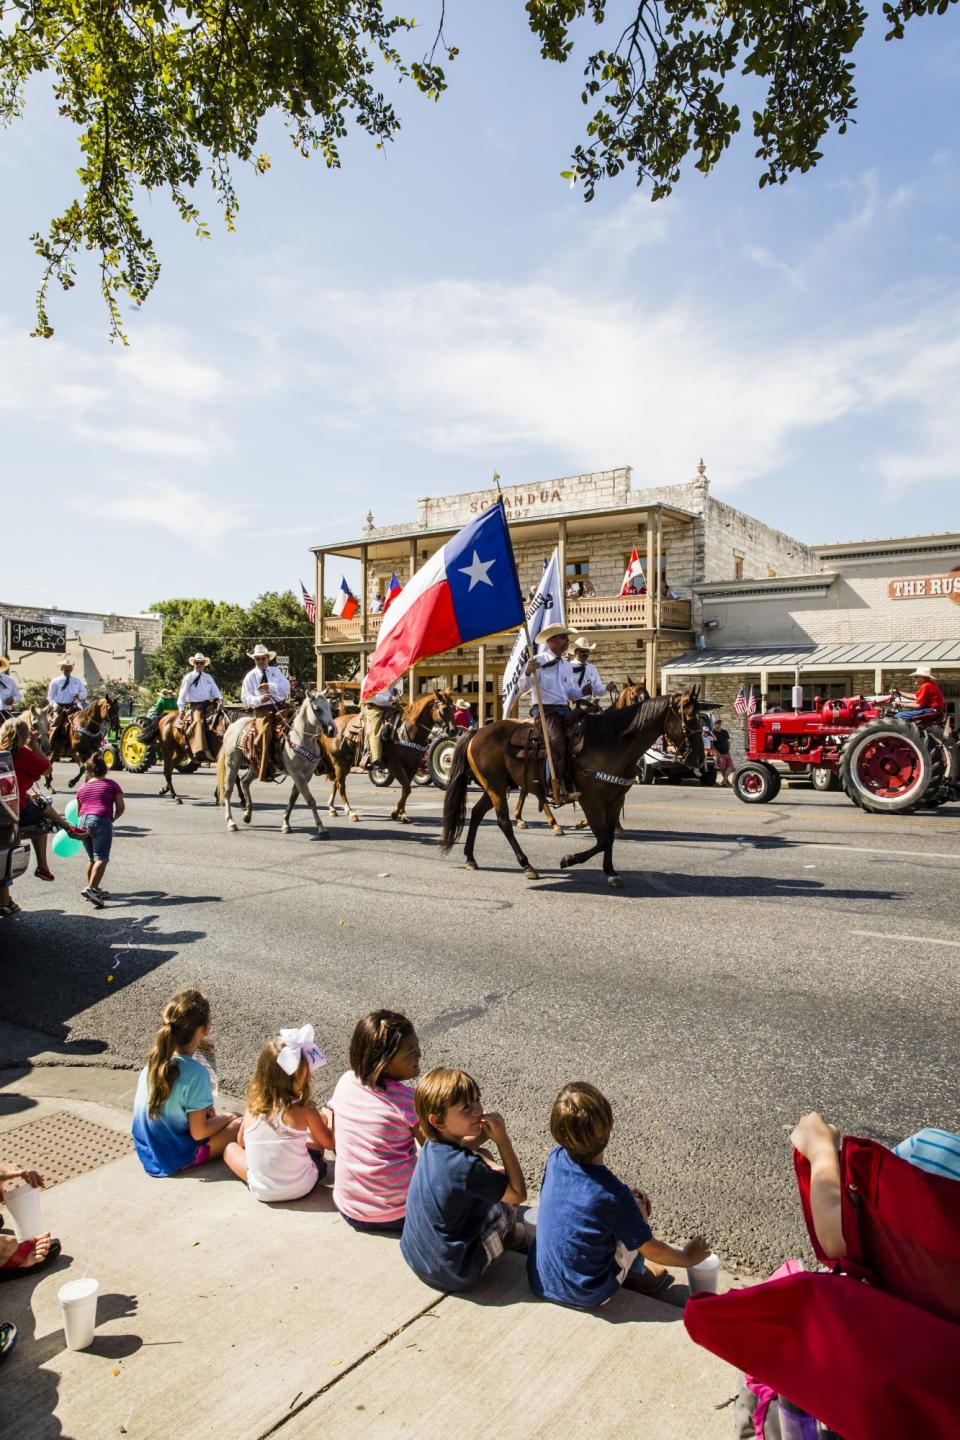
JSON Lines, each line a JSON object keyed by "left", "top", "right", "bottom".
{"left": 506, "top": 714, "right": 587, "bottom": 801}
{"left": 240, "top": 709, "right": 291, "bottom": 774}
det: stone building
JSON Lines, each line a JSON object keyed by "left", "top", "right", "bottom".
{"left": 662, "top": 531, "right": 960, "bottom": 729}
{"left": 0, "top": 601, "right": 163, "bottom": 690}
{"left": 310, "top": 464, "right": 818, "bottom": 718}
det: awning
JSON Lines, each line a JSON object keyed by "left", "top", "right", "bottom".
{"left": 662, "top": 640, "right": 960, "bottom": 674}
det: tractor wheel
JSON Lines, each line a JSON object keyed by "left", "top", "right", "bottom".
{"left": 427, "top": 734, "right": 458, "bottom": 789}
{"left": 839, "top": 719, "right": 944, "bottom": 814}
{"left": 638, "top": 760, "right": 655, "bottom": 785}
{"left": 811, "top": 765, "right": 838, "bottom": 792}
{"left": 927, "top": 726, "right": 960, "bottom": 795}
{"left": 120, "top": 723, "right": 155, "bottom": 774}
{"left": 732, "top": 762, "right": 782, "bottom": 804}
{"left": 101, "top": 743, "right": 121, "bottom": 772}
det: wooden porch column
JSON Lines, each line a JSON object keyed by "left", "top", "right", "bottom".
{"left": 409, "top": 662, "right": 417, "bottom": 704}
{"left": 645, "top": 638, "right": 655, "bottom": 693}
{"left": 317, "top": 550, "right": 325, "bottom": 648}
{"left": 645, "top": 512, "right": 655, "bottom": 630}
{"left": 360, "top": 544, "right": 369, "bottom": 643}
{"left": 557, "top": 518, "right": 567, "bottom": 595}
{"left": 409, "top": 537, "right": 417, "bottom": 584}
{"left": 655, "top": 508, "right": 663, "bottom": 631}
{"left": 874, "top": 666, "right": 884, "bottom": 695}
{"left": 760, "top": 669, "right": 769, "bottom": 712}
{"left": 477, "top": 643, "right": 486, "bottom": 725}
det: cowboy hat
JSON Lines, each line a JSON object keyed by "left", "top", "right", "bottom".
{"left": 0, "top": 656, "right": 9, "bottom": 673}
{"left": 571, "top": 635, "right": 596, "bottom": 652}
{"left": 159, "top": 688, "right": 176, "bottom": 699}
{"left": 247, "top": 644, "right": 276, "bottom": 661}
{"left": 188, "top": 652, "right": 210, "bottom": 666}
{"left": 59, "top": 658, "right": 74, "bottom": 668}
{"left": 912, "top": 665, "right": 934, "bottom": 678}
{"left": 538, "top": 623, "right": 570, "bottom": 644}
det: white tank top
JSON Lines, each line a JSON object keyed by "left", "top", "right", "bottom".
{"left": 244, "top": 1111, "right": 318, "bottom": 1203}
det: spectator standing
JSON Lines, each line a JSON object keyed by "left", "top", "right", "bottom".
{"left": 712, "top": 716, "right": 733, "bottom": 786}
{"left": 75, "top": 754, "right": 125, "bottom": 907}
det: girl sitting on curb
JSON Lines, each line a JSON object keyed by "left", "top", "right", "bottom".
{"left": 225, "top": 1026, "right": 333, "bottom": 1203}
{"left": 132, "top": 990, "right": 240, "bottom": 1177}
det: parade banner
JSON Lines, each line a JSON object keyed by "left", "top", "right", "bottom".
{"left": 501, "top": 548, "right": 565, "bottom": 717}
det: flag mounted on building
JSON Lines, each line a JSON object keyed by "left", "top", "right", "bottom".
{"left": 381, "top": 572, "right": 403, "bottom": 615}
{"left": 333, "top": 577, "right": 359, "bottom": 620}
{"left": 733, "top": 686, "right": 748, "bottom": 717}
{"left": 501, "top": 549, "right": 565, "bottom": 717}
{"left": 361, "top": 502, "right": 524, "bottom": 700}
{"left": 299, "top": 580, "right": 317, "bottom": 623}
{"left": 620, "top": 546, "right": 646, "bottom": 596}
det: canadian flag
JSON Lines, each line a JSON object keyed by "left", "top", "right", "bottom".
{"left": 620, "top": 545, "right": 646, "bottom": 596}
{"left": 332, "top": 577, "right": 359, "bottom": 620}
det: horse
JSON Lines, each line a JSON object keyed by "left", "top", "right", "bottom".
{"left": 440, "top": 689, "right": 703, "bottom": 887}
{"left": 153, "top": 703, "right": 230, "bottom": 804}
{"left": 321, "top": 690, "right": 456, "bottom": 824}
{"left": 215, "top": 691, "right": 337, "bottom": 835}
{"left": 571, "top": 677, "right": 650, "bottom": 834}
{"left": 48, "top": 696, "right": 120, "bottom": 787}
{"left": 512, "top": 694, "right": 607, "bottom": 839}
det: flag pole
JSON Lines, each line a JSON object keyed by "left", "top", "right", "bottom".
{"left": 494, "top": 471, "right": 564, "bottom": 806}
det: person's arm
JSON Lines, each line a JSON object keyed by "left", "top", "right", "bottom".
{"left": 76, "top": 681, "right": 88, "bottom": 702}
{"left": 302, "top": 1106, "right": 335, "bottom": 1151}
{"left": 176, "top": 676, "right": 190, "bottom": 708}
{"left": 47, "top": 680, "right": 57, "bottom": 705}
{"left": 0, "top": 1164, "right": 45, "bottom": 1199}
{"left": 479, "top": 1112, "right": 526, "bottom": 1205}
{"left": 272, "top": 672, "right": 291, "bottom": 702}
{"left": 639, "top": 1234, "right": 709, "bottom": 1269}
{"left": 791, "top": 1112, "right": 844, "bottom": 1258}
{"left": 188, "top": 1106, "right": 235, "bottom": 1141}
{"left": 240, "top": 672, "right": 257, "bottom": 707}
{"left": 209, "top": 678, "right": 222, "bottom": 702}
{"left": 112, "top": 789, "right": 125, "bottom": 820}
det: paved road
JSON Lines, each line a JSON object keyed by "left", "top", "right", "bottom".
{"left": 3, "top": 764, "right": 958, "bottom": 1272}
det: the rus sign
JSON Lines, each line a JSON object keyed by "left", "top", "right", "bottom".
{"left": 888, "top": 569, "right": 960, "bottom": 603}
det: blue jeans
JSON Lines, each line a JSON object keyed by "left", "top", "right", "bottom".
{"left": 80, "top": 815, "right": 113, "bottom": 862}
{"left": 897, "top": 707, "right": 938, "bottom": 721}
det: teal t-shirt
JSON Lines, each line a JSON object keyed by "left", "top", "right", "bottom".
{"left": 131, "top": 1052, "right": 214, "bottom": 1177}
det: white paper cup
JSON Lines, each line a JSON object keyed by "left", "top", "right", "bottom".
{"left": 58, "top": 1278, "right": 100, "bottom": 1351}
{"left": 521, "top": 1204, "right": 538, "bottom": 1234}
{"left": 5, "top": 1184, "right": 42, "bottom": 1242}
{"left": 687, "top": 1253, "right": 721, "bottom": 1294}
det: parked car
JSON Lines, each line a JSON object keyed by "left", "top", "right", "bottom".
{"left": 638, "top": 713, "right": 719, "bottom": 786}
{"left": 0, "top": 748, "right": 29, "bottom": 896}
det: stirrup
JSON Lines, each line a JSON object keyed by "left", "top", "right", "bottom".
{"left": 552, "top": 789, "right": 581, "bottom": 807}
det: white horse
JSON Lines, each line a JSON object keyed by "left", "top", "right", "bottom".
{"left": 215, "top": 691, "right": 337, "bottom": 836}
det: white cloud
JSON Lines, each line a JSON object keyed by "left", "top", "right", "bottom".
{"left": 93, "top": 481, "right": 252, "bottom": 556}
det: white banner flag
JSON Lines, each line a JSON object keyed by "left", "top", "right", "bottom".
{"left": 501, "top": 549, "right": 565, "bottom": 717}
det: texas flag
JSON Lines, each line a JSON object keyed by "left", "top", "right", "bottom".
{"left": 381, "top": 572, "right": 403, "bottom": 615}
{"left": 332, "top": 577, "right": 359, "bottom": 620}
{"left": 361, "top": 502, "right": 524, "bottom": 700}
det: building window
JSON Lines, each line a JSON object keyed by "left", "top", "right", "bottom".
{"left": 565, "top": 556, "right": 590, "bottom": 579}
{"left": 566, "top": 557, "right": 595, "bottom": 600}
{"left": 764, "top": 678, "right": 851, "bottom": 710}
{"left": 733, "top": 553, "right": 744, "bottom": 580}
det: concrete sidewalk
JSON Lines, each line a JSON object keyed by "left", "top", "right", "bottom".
{"left": 0, "top": 1059, "right": 739, "bottom": 1440}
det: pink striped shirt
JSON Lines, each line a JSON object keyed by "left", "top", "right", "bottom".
{"left": 329, "top": 1070, "right": 418, "bottom": 1222}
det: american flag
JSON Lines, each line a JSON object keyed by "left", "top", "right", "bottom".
{"left": 300, "top": 581, "right": 317, "bottom": 623}
{"left": 733, "top": 686, "right": 748, "bottom": 717}
{"left": 747, "top": 686, "right": 758, "bottom": 715}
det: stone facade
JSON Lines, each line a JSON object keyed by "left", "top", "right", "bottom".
{"left": 1, "top": 600, "right": 162, "bottom": 689}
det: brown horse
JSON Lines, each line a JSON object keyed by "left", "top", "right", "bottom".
{"left": 154, "top": 703, "right": 229, "bottom": 803}
{"left": 321, "top": 691, "right": 456, "bottom": 824}
{"left": 440, "top": 690, "right": 703, "bottom": 887}
{"left": 48, "top": 696, "right": 120, "bottom": 787}
{"left": 571, "top": 676, "right": 651, "bottom": 833}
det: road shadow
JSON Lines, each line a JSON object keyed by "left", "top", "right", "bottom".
{"left": 104, "top": 890, "right": 222, "bottom": 910}
{"left": 529, "top": 871, "right": 901, "bottom": 903}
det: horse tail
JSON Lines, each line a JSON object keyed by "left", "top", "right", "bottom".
{"left": 440, "top": 733, "right": 473, "bottom": 853}
{"left": 215, "top": 745, "right": 227, "bottom": 804}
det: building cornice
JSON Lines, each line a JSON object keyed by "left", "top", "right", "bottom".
{"left": 695, "top": 574, "right": 837, "bottom": 604}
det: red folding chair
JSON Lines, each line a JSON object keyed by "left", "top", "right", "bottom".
{"left": 684, "top": 1136, "right": 960, "bottom": 1440}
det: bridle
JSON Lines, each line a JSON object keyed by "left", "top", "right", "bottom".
{"left": 669, "top": 696, "right": 703, "bottom": 769}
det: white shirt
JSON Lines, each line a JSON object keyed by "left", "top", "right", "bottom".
{"left": 177, "top": 670, "right": 223, "bottom": 708}
{"left": 367, "top": 682, "right": 403, "bottom": 708}
{"left": 241, "top": 665, "right": 291, "bottom": 708}
{"left": 570, "top": 659, "right": 605, "bottom": 697}
{"left": 0, "top": 672, "right": 22, "bottom": 707}
{"left": 47, "top": 674, "right": 87, "bottom": 707}
{"left": 517, "top": 650, "right": 582, "bottom": 709}
{"left": 243, "top": 1113, "right": 319, "bottom": 1204}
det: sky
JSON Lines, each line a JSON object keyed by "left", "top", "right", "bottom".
{"left": 2, "top": 2, "right": 960, "bottom": 615}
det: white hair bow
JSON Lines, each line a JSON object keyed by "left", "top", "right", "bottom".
{"left": 277, "top": 1024, "right": 326, "bottom": 1076}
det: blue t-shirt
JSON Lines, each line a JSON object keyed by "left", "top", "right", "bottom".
{"left": 400, "top": 1140, "right": 509, "bottom": 1292}
{"left": 527, "top": 1147, "right": 653, "bottom": 1309}
{"left": 131, "top": 1053, "right": 214, "bottom": 1177}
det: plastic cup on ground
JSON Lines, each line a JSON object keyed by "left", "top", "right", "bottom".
{"left": 687, "top": 1253, "right": 721, "bottom": 1294}
{"left": 58, "top": 1278, "right": 100, "bottom": 1351}
{"left": 4, "top": 1184, "right": 42, "bottom": 1242}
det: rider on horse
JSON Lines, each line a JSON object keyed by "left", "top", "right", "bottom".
{"left": 47, "top": 661, "right": 88, "bottom": 752}
{"left": 518, "top": 623, "right": 583, "bottom": 805}
{"left": 360, "top": 680, "right": 404, "bottom": 770}
{"left": 0, "top": 657, "right": 21, "bottom": 720}
{"left": 177, "top": 653, "right": 222, "bottom": 762}
{"left": 241, "top": 645, "right": 291, "bottom": 781}
{"left": 569, "top": 636, "right": 616, "bottom": 702}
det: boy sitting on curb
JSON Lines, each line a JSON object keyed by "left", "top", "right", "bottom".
{"left": 528, "top": 1081, "right": 709, "bottom": 1308}
{"left": 400, "top": 1067, "right": 526, "bottom": 1292}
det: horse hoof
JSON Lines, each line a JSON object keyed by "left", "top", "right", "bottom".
{"left": 551, "top": 825, "right": 564, "bottom": 837}
{"left": 349, "top": 813, "right": 359, "bottom": 823}
{"left": 608, "top": 875, "right": 623, "bottom": 889}
{"left": 464, "top": 859, "right": 478, "bottom": 871}
{"left": 315, "top": 830, "right": 330, "bottom": 840}
{"left": 560, "top": 855, "right": 572, "bottom": 869}
{"left": 281, "top": 824, "right": 290, "bottom": 834}
{"left": 175, "top": 797, "right": 183, "bottom": 805}
{"left": 524, "top": 868, "right": 540, "bottom": 881}
{"left": 228, "top": 821, "right": 238, "bottom": 832}
{"left": 399, "top": 814, "right": 412, "bottom": 825}
{"left": 243, "top": 814, "right": 252, "bottom": 825}
{"left": 516, "top": 820, "right": 527, "bottom": 830}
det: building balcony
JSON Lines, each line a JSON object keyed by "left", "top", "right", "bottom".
{"left": 319, "top": 593, "right": 691, "bottom": 646}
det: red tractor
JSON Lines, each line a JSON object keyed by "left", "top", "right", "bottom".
{"left": 732, "top": 693, "right": 958, "bottom": 814}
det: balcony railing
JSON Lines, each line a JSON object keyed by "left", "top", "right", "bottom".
{"left": 321, "top": 593, "right": 691, "bottom": 645}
